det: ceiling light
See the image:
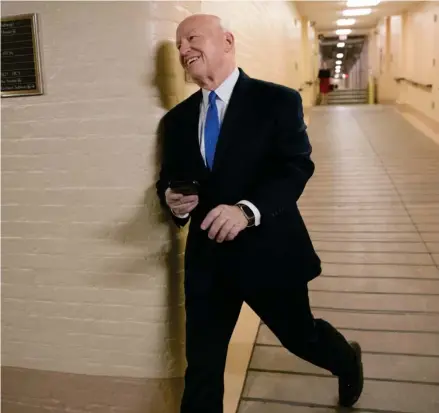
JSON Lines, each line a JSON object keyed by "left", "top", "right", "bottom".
{"left": 337, "top": 18, "right": 356, "bottom": 26}
{"left": 343, "top": 8, "right": 372, "bottom": 16}
{"left": 335, "top": 74, "right": 340, "bottom": 79}
{"left": 339, "top": 35, "right": 348, "bottom": 40}
{"left": 335, "top": 68, "right": 341, "bottom": 72}
{"left": 336, "top": 29, "right": 352, "bottom": 35}
{"left": 337, "top": 42, "right": 345, "bottom": 48}
{"left": 347, "top": 0, "right": 380, "bottom": 7}
{"left": 336, "top": 60, "right": 342, "bottom": 64}
{"left": 336, "top": 53, "right": 344, "bottom": 58}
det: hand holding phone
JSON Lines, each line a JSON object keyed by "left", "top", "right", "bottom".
{"left": 169, "top": 180, "right": 199, "bottom": 196}
{"left": 166, "top": 180, "right": 200, "bottom": 216}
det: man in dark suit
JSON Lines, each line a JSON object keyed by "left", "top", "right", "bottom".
{"left": 156, "top": 13, "right": 363, "bottom": 413}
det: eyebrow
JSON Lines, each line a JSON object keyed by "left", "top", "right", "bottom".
{"left": 176, "top": 29, "right": 201, "bottom": 46}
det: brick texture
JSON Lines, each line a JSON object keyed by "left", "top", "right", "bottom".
{"left": 1, "top": 0, "right": 195, "bottom": 380}
{"left": 1, "top": 1, "right": 313, "bottom": 411}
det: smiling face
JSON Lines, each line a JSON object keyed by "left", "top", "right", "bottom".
{"left": 176, "top": 14, "right": 235, "bottom": 89}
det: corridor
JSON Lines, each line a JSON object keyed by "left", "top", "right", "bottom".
{"left": 2, "top": 0, "right": 439, "bottom": 410}
{"left": 238, "top": 105, "right": 439, "bottom": 413}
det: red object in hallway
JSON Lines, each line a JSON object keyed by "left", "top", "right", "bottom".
{"left": 318, "top": 68, "right": 331, "bottom": 94}
{"left": 320, "top": 77, "right": 331, "bottom": 94}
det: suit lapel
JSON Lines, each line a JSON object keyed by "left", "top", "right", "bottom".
{"left": 212, "top": 69, "right": 251, "bottom": 172}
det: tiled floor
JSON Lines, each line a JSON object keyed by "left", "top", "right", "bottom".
{"left": 237, "top": 105, "right": 439, "bottom": 413}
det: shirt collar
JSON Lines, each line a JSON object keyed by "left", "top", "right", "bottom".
{"left": 202, "top": 67, "right": 239, "bottom": 105}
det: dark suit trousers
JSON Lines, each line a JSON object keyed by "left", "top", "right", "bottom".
{"left": 180, "top": 272, "right": 357, "bottom": 413}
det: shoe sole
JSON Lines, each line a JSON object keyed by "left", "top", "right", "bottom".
{"left": 350, "top": 341, "right": 364, "bottom": 406}
{"left": 338, "top": 341, "right": 364, "bottom": 407}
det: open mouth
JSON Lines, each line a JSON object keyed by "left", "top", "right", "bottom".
{"left": 186, "top": 56, "right": 200, "bottom": 67}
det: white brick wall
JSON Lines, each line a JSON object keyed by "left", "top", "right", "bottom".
{"left": 1, "top": 0, "right": 311, "bottom": 380}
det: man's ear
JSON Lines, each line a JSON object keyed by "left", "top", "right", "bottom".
{"left": 224, "top": 32, "right": 234, "bottom": 52}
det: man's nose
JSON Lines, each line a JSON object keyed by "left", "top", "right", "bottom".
{"left": 179, "top": 41, "right": 191, "bottom": 59}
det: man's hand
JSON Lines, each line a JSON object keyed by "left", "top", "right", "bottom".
{"left": 201, "top": 205, "right": 248, "bottom": 243}
{"left": 165, "top": 188, "right": 199, "bottom": 216}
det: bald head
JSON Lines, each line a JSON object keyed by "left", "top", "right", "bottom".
{"left": 176, "top": 14, "right": 236, "bottom": 90}
{"left": 179, "top": 14, "right": 223, "bottom": 31}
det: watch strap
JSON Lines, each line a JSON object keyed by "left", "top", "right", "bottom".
{"left": 237, "top": 203, "right": 255, "bottom": 227}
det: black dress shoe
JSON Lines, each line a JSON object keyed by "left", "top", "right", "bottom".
{"left": 338, "top": 341, "right": 364, "bottom": 407}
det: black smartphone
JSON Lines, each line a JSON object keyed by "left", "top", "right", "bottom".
{"left": 169, "top": 180, "right": 199, "bottom": 196}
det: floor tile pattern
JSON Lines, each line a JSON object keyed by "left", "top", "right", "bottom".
{"left": 238, "top": 105, "right": 439, "bottom": 413}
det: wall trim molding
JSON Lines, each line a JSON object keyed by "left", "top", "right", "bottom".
{"left": 395, "top": 103, "right": 439, "bottom": 146}
{"left": 1, "top": 366, "right": 184, "bottom": 412}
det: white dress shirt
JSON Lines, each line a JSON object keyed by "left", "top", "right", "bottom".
{"left": 173, "top": 67, "right": 261, "bottom": 226}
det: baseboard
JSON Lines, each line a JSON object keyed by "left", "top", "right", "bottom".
{"left": 1, "top": 366, "right": 184, "bottom": 413}
{"left": 378, "top": 99, "right": 396, "bottom": 105}
{"left": 396, "top": 103, "right": 439, "bottom": 133}
{"left": 395, "top": 103, "right": 439, "bottom": 146}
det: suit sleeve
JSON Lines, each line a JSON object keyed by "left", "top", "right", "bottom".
{"left": 247, "top": 89, "right": 314, "bottom": 221}
{"left": 155, "top": 115, "right": 190, "bottom": 228}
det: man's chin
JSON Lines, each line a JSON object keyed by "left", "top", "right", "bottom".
{"left": 186, "top": 71, "right": 203, "bottom": 84}
{"left": 187, "top": 69, "right": 199, "bottom": 77}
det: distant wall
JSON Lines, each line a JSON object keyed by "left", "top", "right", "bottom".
{"left": 369, "top": 2, "right": 439, "bottom": 122}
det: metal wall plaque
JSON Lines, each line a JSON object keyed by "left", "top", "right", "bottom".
{"left": 1, "top": 13, "right": 43, "bottom": 97}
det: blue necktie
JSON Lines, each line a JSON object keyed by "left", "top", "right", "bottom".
{"left": 204, "top": 91, "right": 220, "bottom": 169}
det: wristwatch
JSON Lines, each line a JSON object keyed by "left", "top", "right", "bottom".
{"left": 236, "top": 203, "right": 255, "bottom": 227}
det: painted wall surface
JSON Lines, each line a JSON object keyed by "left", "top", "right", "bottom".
{"left": 1, "top": 1, "right": 314, "bottom": 412}
{"left": 370, "top": 2, "right": 439, "bottom": 121}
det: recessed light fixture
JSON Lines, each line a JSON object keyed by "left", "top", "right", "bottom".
{"left": 337, "top": 42, "right": 346, "bottom": 48}
{"left": 337, "top": 18, "right": 356, "bottom": 26}
{"left": 347, "top": 0, "right": 380, "bottom": 7}
{"left": 336, "top": 29, "right": 352, "bottom": 35}
{"left": 335, "top": 74, "right": 340, "bottom": 78}
{"left": 336, "top": 53, "right": 344, "bottom": 58}
{"left": 336, "top": 60, "right": 342, "bottom": 64}
{"left": 343, "top": 8, "right": 372, "bottom": 16}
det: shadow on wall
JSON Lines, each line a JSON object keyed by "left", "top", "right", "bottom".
{"left": 150, "top": 40, "right": 187, "bottom": 413}
{"left": 100, "top": 41, "right": 187, "bottom": 412}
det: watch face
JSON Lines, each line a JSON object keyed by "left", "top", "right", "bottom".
{"left": 239, "top": 204, "right": 255, "bottom": 224}
{"left": 241, "top": 204, "right": 251, "bottom": 216}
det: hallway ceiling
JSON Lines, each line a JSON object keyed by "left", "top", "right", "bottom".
{"left": 296, "top": 0, "right": 418, "bottom": 36}
{"left": 319, "top": 34, "right": 365, "bottom": 73}
{"left": 296, "top": 0, "right": 420, "bottom": 77}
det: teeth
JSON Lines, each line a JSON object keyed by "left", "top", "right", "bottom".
{"left": 187, "top": 56, "right": 199, "bottom": 66}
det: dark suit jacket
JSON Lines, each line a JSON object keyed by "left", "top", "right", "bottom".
{"left": 156, "top": 69, "right": 321, "bottom": 295}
